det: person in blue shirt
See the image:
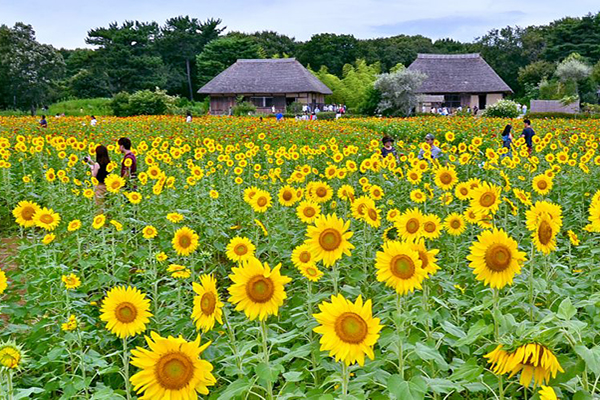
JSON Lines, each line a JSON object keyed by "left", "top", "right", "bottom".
{"left": 521, "top": 119, "right": 535, "bottom": 155}
{"left": 381, "top": 136, "right": 398, "bottom": 160}
{"left": 501, "top": 124, "right": 512, "bottom": 157}
{"left": 418, "top": 134, "right": 442, "bottom": 160}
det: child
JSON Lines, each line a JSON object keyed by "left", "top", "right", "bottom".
{"left": 381, "top": 136, "right": 398, "bottom": 159}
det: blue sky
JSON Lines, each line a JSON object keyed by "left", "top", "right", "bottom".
{"left": 0, "top": 0, "right": 598, "bottom": 49}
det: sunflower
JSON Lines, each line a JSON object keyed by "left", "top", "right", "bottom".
{"left": 513, "top": 188, "right": 533, "bottom": 206}
{"left": 395, "top": 208, "right": 424, "bottom": 241}
{"left": 61, "top": 314, "right": 78, "bottom": 332}
{"left": 192, "top": 274, "right": 223, "bottom": 332}
{"left": 105, "top": 174, "right": 126, "bottom": 193}
{"left": 296, "top": 200, "right": 321, "bottom": 224}
{"left": 67, "top": 219, "right": 82, "bottom": 232}
{"left": 0, "top": 340, "right": 25, "bottom": 370}
{"left": 305, "top": 214, "right": 354, "bottom": 268}
{"left": 0, "top": 269, "right": 7, "bottom": 295}
{"left": 484, "top": 343, "right": 563, "bottom": 388}
{"left": 130, "top": 331, "right": 216, "bottom": 398}
{"left": 587, "top": 198, "right": 600, "bottom": 232}
{"left": 172, "top": 227, "right": 199, "bottom": 256}
{"left": 525, "top": 201, "right": 563, "bottom": 230}
{"left": 100, "top": 286, "right": 152, "bottom": 338}
{"left": 92, "top": 214, "right": 106, "bottom": 229}
{"left": 421, "top": 214, "right": 442, "bottom": 239}
{"left": 530, "top": 213, "right": 559, "bottom": 254}
{"left": 313, "top": 294, "right": 383, "bottom": 366}
{"left": 62, "top": 273, "right": 81, "bottom": 290}
{"left": 410, "top": 239, "right": 440, "bottom": 277}
{"left": 539, "top": 386, "right": 558, "bottom": 400}
{"left": 225, "top": 236, "right": 256, "bottom": 263}
{"left": 470, "top": 182, "right": 502, "bottom": 215}
{"left": 278, "top": 185, "right": 298, "bottom": 206}
{"left": 454, "top": 182, "right": 471, "bottom": 200}
{"left": 444, "top": 213, "right": 466, "bottom": 236}
{"left": 298, "top": 263, "right": 324, "bottom": 282}
{"left": 12, "top": 200, "right": 40, "bottom": 228}
{"left": 126, "top": 191, "right": 142, "bottom": 204}
{"left": 532, "top": 174, "right": 553, "bottom": 196}
{"left": 42, "top": 233, "right": 55, "bottom": 244}
{"left": 337, "top": 185, "right": 355, "bottom": 202}
{"left": 375, "top": 240, "right": 427, "bottom": 295}
{"left": 409, "top": 189, "right": 427, "bottom": 203}
{"left": 307, "top": 181, "right": 333, "bottom": 203}
{"left": 351, "top": 196, "right": 374, "bottom": 221}
{"left": 467, "top": 228, "right": 526, "bottom": 289}
{"left": 434, "top": 166, "right": 458, "bottom": 190}
{"left": 166, "top": 212, "right": 184, "bottom": 223}
{"left": 382, "top": 226, "right": 400, "bottom": 242}
{"left": 228, "top": 258, "right": 291, "bottom": 321}
{"left": 464, "top": 207, "right": 480, "bottom": 224}
{"left": 567, "top": 230, "right": 580, "bottom": 246}
{"left": 250, "top": 189, "right": 272, "bottom": 213}
{"left": 369, "top": 185, "right": 384, "bottom": 200}
{"left": 142, "top": 225, "right": 158, "bottom": 239}
{"left": 364, "top": 205, "right": 381, "bottom": 228}
{"left": 243, "top": 186, "right": 260, "bottom": 204}
{"left": 33, "top": 207, "right": 61, "bottom": 231}
{"left": 291, "top": 243, "right": 316, "bottom": 269}
{"left": 167, "top": 264, "right": 192, "bottom": 279}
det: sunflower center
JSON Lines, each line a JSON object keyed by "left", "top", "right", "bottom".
{"left": 22, "top": 207, "right": 35, "bottom": 220}
{"left": 391, "top": 255, "right": 416, "bottom": 279}
{"left": 450, "top": 219, "right": 461, "bottom": 229}
{"left": 306, "top": 266, "right": 318, "bottom": 277}
{"left": 155, "top": 352, "right": 195, "bottom": 390}
{"left": 367, "top": 208, "right": 378, "bottom": 221}
{"left": 357, "top": 204, "right": 366, "bottom": 216}
{"left": 538, "top": 220, "right": 553, "bottom": 245}
{"left": 460, "top": 188, "right": 469, "bottom": 196}
{"left": 484, "top": 244, "right": 512, "bottom": 272}
{"left": 406, "top": 218, "right": 420, "bottom": 234}
{"left": 257, "top": 197, "right": 268, "bottom": 207}
{"left": 40, "top": 214, "right": 54, "bottom": 224}
{"left": 440, "top": 172, "right": 452, "bottom": 184}
{"left": 115, "top": 302, "right": 137, "bottom": 323}
{"left": 479, "top": 192, "right": 496, "bottom": 208}
{"left": 334, "top": 312, "right": 368, "bottom": 344}
{"left": 424, "top": 221, "right": 436, "bottom": 233}
{"left": 234, "top": 244, "right": 248, "bottom": 256}
{"left": 299, "top": 251, "right": 311, "bottom": 263}
{"left": 316, "top": 187, "right": 327, "bottom": 197}
{"left": 282, "top": 191, "right": 292, "bottom": 201}
{"left": 304, "top": 207, "right": 316, "bottom": 217}
{"left": 319, "top": 229, "right": 342, "bottom": 251}
{"left": 537, "top": 180, "right": 548, "bottom": 190}
{"left": 246, "top": 275, "right": 274, "bottom": 303}
{"left": 178, "top": 235, "right": 191, "bottom": 248}
{"left": 200, "top": 292, "right": 216, "bottom": 315}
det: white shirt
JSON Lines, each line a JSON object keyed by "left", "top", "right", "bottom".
{"left": 186, "top": 115, "right": 192, "bottom": 123}
{"left": 90, "top": 119, "right": 97, "bottom": 126}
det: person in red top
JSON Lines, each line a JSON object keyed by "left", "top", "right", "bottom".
{"left": 118, "top": 137, "right": 137, "bottom": 186}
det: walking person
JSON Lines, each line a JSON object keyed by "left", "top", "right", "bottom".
{"left": 85, "top": 145, "right": 110, "bottom": 209}
{"left": 520, "top": 119, "right": 535, "bottom": 156}
{"left": 501, "top": 124, "right": 513, "bottom": 158}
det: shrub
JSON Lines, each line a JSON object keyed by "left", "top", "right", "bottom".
{"left": 482, "top": 99, "right": 521, "bottom": 118}
{"left": 527, "top": 112, "right": 600, "bottom": 119}
{"left": 231, "top": 101, "right": 256, "bottom": 116}
{"left": 110, "top": 89, "right": 178, "bottom": 116}
{"left": 287, "top": 102, "right": 303, "bottom": 114}
{"left": 110, "top": 92, "right": 131, "bottom": 117}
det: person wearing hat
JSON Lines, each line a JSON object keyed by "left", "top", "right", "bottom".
{"left": 418, "top": 134, "right": 442, "bottom": 160}
{"left": 381, "top": 136, "right": 399, "bottom": 160}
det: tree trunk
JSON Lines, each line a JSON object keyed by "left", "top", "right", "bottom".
{"left": 186, "top": 59, "right": 194, "bottom": 101}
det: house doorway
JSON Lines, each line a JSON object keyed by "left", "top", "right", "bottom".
{"left": 478, "top": 94, "right": 487, "bottom": 110}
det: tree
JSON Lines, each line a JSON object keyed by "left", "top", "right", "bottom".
{"left": 86, "top": 21, "right": 167, "bottom": 94}
{"left": 544, "top": 13, "right": 600, "bottom": 62}
{"left": 196, "top": 37, "right": 262, "bottom": 87}
{"left": 358, "top": 35, "right": 434, "bottom": 72}
{"left": 297, "top": 34, "right": 359, "bottom": 77}
{"left": 518, "top": 61, "right": 556, "bottom": 88}
{"left": 158, "top": 17, "right": 224, "bottom": 100}
{"left": 374, "top": 68, "right": 426, "bottom": 116}
{"left": 227, "top": 31, "right": 297, "bottom": 58}
{"left": 0, "top": 23, "right": 65, "bottom": 113}
{"left": 555, "top": 53, "right": 592, "bottom": 82}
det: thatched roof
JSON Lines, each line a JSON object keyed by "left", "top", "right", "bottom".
{"left": 408, "top": 53, "right": 513, "bottom": 94}
{"left": 198, "top": 58, "right": 332, "bottom": 95}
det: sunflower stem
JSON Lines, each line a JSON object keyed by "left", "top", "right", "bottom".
{"left": 396, "top": 294, "right": 405, "bottom": 379}
{"left": 122, "top": 338, "right": 131, "bottom": 400}
{"left": 306, "top": 281, "right": 320, "bottom": 385}
{"left": 222, "top": 308, "right": 244, "bottom": 377}
{"left": 7, "top": 369, "right": 14, "bottom": 400}
{"left": 492, "top": 289, "right": 504, "bottom": 400}
{"left": 528, "top": 243, "right": 535, "bottom": 320}
{"left": 332, "top": 262, "right": 339, "bottom": 294}
{"left": 259, "top": 319, "right": 273, "bottom": 400}
{"left": 341, "top": 362, "right": 350, "bottom": 398}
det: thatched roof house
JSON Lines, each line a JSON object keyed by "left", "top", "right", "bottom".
{"left": 408, "top": 53, "right": 512, "bottom": 112}
{"left": 198, "top": 58, "right": 332, "bottom": 115}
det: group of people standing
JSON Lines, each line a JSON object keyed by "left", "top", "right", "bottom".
{"left": 84, "top": 137, "right": 137, "bottom": 208}
{"left": 501, "top": 119, "right": 536, "bottom": 157}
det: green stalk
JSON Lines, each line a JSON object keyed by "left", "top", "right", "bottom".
{"left": 341, "top": 362, "right": 350, "bottom": 398}
{"left": 122, "top": 338, "right": 131, "bottom": 400}
{"left": 259, "top": 319, "right": 273, "bottom": 400}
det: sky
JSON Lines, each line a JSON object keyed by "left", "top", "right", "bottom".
{"left": 0, "top": 0, "right": 598, "bottom": 49}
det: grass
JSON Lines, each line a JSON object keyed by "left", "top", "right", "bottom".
{"left": 0, "top": 98, "right": 113, "bottom": 117}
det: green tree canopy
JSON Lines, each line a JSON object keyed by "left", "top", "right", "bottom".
{"left": 297, "top": 33, "right": 359, "bottom": 77}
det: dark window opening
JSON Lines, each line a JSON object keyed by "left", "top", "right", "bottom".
{"left": 250, "top": 97, "right": 273, "bottom": 108}
{"left": 443, "top": 94, "right": 461, "bottom": 108}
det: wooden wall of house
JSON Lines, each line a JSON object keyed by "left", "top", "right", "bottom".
{"left": 210, "top": 96, "right": 236, "bottom": 115}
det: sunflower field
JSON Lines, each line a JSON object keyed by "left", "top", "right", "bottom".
{"left": 1, "top": 115, "right": 600, "bottom": 399}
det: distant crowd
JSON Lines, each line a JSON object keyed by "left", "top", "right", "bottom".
{"left": 426, "top": 104, "right": 528, "bottom": 116}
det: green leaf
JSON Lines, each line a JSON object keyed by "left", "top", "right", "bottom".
{"left": 424, "top": 378, "right": 462, "bottom": 394}
{"left": 450, "top": 358, "right": 483, "bottom": 382}
{"left": 387, "top": 374, "right": 425, "bottom": 400}
{"left": 456, "top": 319, "right": 493, "bottom": 346}
{"left": 217, "top": 378, "right": 251, "bottom": 400}
{"left": 557, "top": 298, "right": 577, "bottom": 320}
{"left": 283, "top": 370, "right": 304, "bottom": 382}
{"left": 440, "top": 321, "right": 466, "bottom": 339}
{"left": 13, "top": 387, "right": 45, "bottom": 399}
{"left": 414, "top": 342, "right": 449, "bottom": 370}
{"left": 255, "top": 362, "right": 280, "bottom": 382}
{"left": 574, "top": 345, "right": 600, "bottom": 375}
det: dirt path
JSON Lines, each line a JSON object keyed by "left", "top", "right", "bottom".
{"left": 0, "top": 236, "right": 19, "bottom": 324}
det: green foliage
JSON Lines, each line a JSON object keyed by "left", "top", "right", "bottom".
{"left": 297, "top": 33, "right": 359, "bottom": 77}
{"left": 518, "top": 61, "right": 556, "bottom": 88}
{"left": 196, "top": 37, "right": 262, "bottom": 88}
{"left": 374, "top": 68, "right": 426, "bottom": 116}
{"left": 286, "top": 102, "right": 303, "bottom": 114}
{"left": 482, "top": 99, "right": 521, "bottom": 118}
{"left": 526, "top": 112, "right": 600, "bottom": 119}
{"left": 227, "top": 31, "right": 298, "bottom": 58}
{"left": 231, "top": 101, "right": 256, "bottom": 116}
{"left": 68, "top": 69, "right": 111, "bottom": 99}
{"left": 45, "top": 98, "right": 113, "bottom": 116}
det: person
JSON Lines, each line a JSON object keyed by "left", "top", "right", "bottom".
{"left": 381, "top": 136, "right": 398, "bottom": 160}
{"left": 501, "top": 124, "right": 512, "bottom": 157}
{"left": 90, "top": 115, "right": 97, "bottom": 126}
{"left": 310, "top": 112, "right": 317, "bottom": 121}
{"left": 522, "top": 104, "right": 528, "bottom": 115}
{"left": 473, "top": 106, "right": 479, "bottom": 115}
{"left": 39, "top": 115, "right": 48, "bottom": 128}
{"left": 85, "top": 145, "right": 110, "bottom": 208}
{"left": 118, "top": 137, "right": 137, "bottom": 186}
{"left": 185, "top": 112, "right": 192, "bottom": 123}
{"left": 418, "top": 134, "right": 443, "bottom": 160}
{"left": 521, "top": 119, "right": 535, "bottom": 155}
{"left": 276, "top": 112, "right": 283, "bottom": 121}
